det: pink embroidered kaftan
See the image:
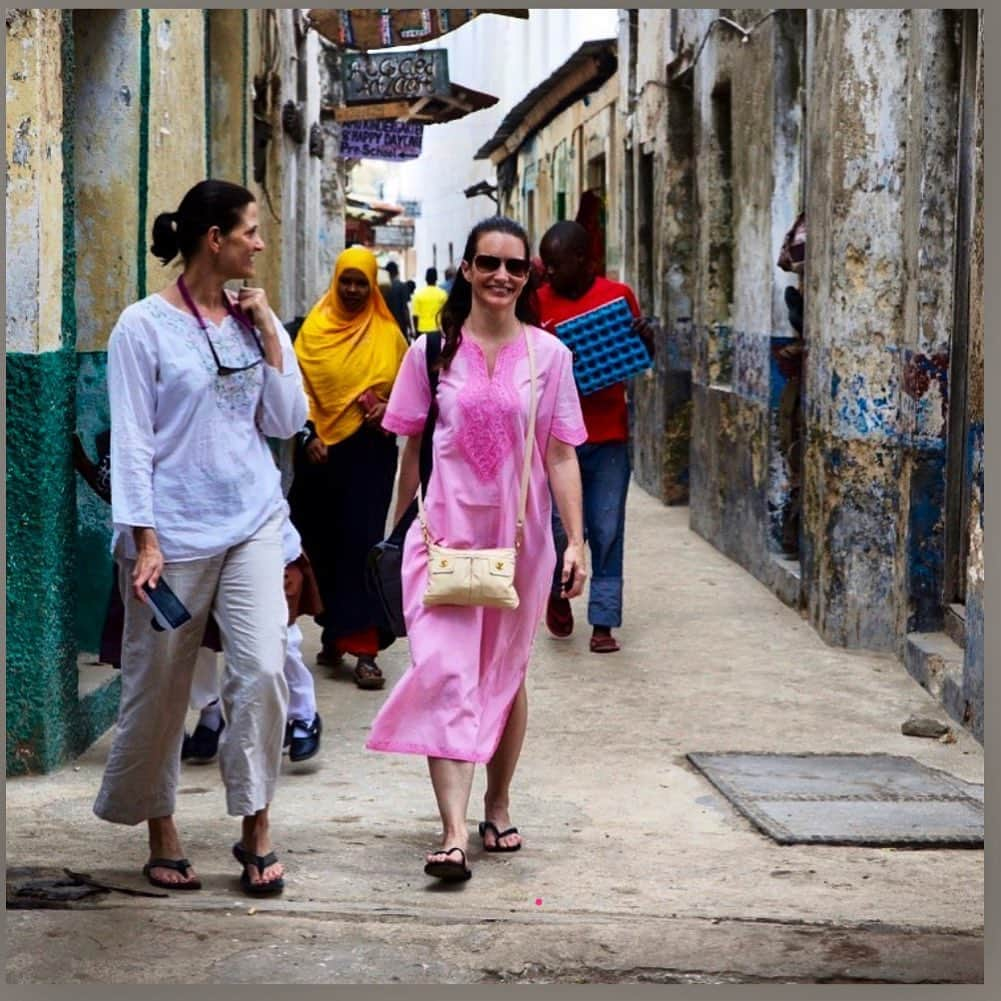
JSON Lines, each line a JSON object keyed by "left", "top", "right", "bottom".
{"left": 366, "top": 326, "right": 586, "bottom": 762}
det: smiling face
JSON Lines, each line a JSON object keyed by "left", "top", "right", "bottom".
{"left": 214, "top": 201, "right": 265, "bottom": 281}
{"left": 460, "top": 230, "right": 531, "bottom": 313}
{"left": 336, "top": 267, "right": 372, "bottom": 313}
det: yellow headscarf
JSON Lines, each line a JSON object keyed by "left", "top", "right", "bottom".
{"left": 295, "top": 247, "right": 409, "bottom": 446}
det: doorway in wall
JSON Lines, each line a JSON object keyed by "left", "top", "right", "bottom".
{"left": 941, "top": 9, "right": 978, "bottom": 648}
{"left": 577, "top": 154, "right": 607, "bottom": 277}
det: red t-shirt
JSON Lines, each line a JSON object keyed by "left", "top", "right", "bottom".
{"left": 536, "top": 276, "right": 641, "bottom": 444}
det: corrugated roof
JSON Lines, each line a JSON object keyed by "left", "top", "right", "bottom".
{"left": 474, "top": 39, "right": 617, "bottom": 162}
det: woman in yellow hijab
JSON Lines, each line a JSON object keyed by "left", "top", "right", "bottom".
{"left": 289, "top": 247, "right": 408, "bottom": 689}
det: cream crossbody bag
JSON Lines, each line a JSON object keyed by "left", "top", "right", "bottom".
{"left": 418, "top": 326, "right": 538, "bottom": 610}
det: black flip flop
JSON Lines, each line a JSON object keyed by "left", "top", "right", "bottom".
{"left": 423, "top": 846, "right": 472, "bottom": 882}
{"left": 478, "top": 820, "right": 522, "bottom": 853}
{"left": 142, "top": 857, "right": 202, "bottom": 890}
{"left": 232, "top": 842, "right": 285, "bottom": 896}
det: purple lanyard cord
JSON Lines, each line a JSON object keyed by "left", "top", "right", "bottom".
{"left": 176, "top": 274, "right": 257, "bottom": 336}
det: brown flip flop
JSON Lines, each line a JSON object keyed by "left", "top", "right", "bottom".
{"left": 589, "top": 633, "right": 620, "bottom": 654}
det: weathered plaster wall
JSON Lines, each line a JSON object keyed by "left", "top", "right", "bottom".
{"left": 146, "top": 9, "right": 207, "bottom": 295}
{"left": 685, "top": 11, "right": 807, "bottom": 593}
{"left": 620, "top": 9, "right": 695, "bottom": 504}
{"left": 6, "top": 9, "right": 66, "bottom": 355}
{"left": 70, "top": 11, "right": 143, "bottom": 650}
{"left": 5, "top": 11, "right": 118, "bottom": 775}
{"left": 804, "top": 10, "right": 912, "bottom": 651}
{"left": 207, "top": 9, "right": 246, "bottom": 184}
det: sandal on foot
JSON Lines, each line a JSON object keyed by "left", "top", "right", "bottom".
{"left": 232, "top": 842, "right": 285, "bottom": 896}
{"left": 142, "top": 857, "right": 202, "bottom": 891}
{"left": 353, "top": 656, "right": 385, "bottom": 690}
{"left": 590, "top": 633, "right": 620, "bottom": 654}
{"left": 423, "top": 846, "right": 472, "bottom": 882}
{"left": 478, "top": 820, "right": 522, "bottom": 853}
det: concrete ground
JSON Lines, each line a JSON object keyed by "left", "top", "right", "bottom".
{"left": 5, "top": 488, "right": 984, "bottom": 983}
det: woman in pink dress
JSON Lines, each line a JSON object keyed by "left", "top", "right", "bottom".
{"left": 366, "top": 217, "right": 588, "bottom": 882}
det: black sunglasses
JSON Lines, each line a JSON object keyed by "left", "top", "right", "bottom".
{"left": 471, "top": 254, "right": 531, "bottom": 278}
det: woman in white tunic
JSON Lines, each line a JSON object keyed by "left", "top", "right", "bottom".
{"left": 92, "top": 180, "right": 308, "bottom": 896}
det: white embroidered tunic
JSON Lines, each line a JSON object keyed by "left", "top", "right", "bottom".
{"left": 107, "top": 293, "right": 308, "bottom": 562}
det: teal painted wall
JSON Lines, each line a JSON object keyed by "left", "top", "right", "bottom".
{"left": 6, "top": 350, "right": 120, "bottom": 775}
{"left": 74, "top": 352, "right": 113, "bottom": 653}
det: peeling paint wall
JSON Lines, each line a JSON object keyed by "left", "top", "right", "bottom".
{"left": 634, "top": 9, "right": 983, "bottom": 739}
{"left": 619, "top": 10, "right": 696, "bottom": 504}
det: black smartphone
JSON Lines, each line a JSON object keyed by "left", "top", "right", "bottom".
{"left": 561, "top": 567, "right": 576, "bottom": 594}
{"left": 143, "top": 578, "right": 192, "bottom": 631}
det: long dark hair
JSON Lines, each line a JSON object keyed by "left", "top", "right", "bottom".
{"left": 150, "top": 179, "right": 256, "bottom": 266}
{"left": 437, "top": 215, "right": 540, "bottom": 369}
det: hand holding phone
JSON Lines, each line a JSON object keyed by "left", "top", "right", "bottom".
{"left": 143, "top": 578, "right": 192, "bottom": 632}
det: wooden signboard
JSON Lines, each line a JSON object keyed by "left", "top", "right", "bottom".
{"left": 309, "top": 9, "right": 528, "bottom": 52}
{"left": 342, "top": 49, "right": 450, "bottom": 104}
{"left": 373, "top": 224, "right": 416, "bottom": 247}
{"left": 341, "top": 120, "right": 424, "bottom": 162}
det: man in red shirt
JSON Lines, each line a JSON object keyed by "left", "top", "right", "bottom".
{"left": 536, "top": 221, "right": 653, "bottom": 653}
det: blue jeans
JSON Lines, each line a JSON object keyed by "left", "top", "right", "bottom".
{"left": 551, "top": 441, "right": 631, "bottom": 628}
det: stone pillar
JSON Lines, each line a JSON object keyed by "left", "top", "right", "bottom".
{"left": 6, "top": 10, "right": 84, "bottom": 774}
{"left": 803, "top": 9, "right": 913, "bottom": 650}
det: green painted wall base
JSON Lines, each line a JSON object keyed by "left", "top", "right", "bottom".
{"left": 6, "top": 349, "right": 119, "bottom": 775}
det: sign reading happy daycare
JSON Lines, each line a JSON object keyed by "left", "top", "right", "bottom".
{"left": 340, "top": 119, "right": 425, "bottom": 161}
{"left": 342, "top": 49, "right": 450, "bottom": 104}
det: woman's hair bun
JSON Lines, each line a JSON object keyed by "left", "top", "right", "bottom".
{"left": 150, "top": 211, "right": 180, "bottom": 265}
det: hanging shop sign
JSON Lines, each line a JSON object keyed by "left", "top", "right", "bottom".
{"left": 309, "top": 9, "right": 528, "bottom": 52}
{"left": 340, "top": 119, "right": 425, "bottom": 162}
{"left": 373, "top": 224, "right": 416, "bottom": 248}
{"left": 342, "top": 49, "right": 450, "bottom": 104}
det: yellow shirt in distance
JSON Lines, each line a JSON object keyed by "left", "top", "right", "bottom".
{"left": 411, "top": 284, "right": 448, "bottom": 333}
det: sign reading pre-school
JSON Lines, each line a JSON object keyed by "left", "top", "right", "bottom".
{"left": 342, "top": 49, "right": 450, "bottom": 104}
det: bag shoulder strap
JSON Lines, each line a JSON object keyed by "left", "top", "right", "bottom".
{"left": 418, "top": 332, "right": 442, "bottom": 490}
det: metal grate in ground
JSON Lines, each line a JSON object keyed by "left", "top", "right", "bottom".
{"left": 686, "top": 752, "right": 983, "bottom": 846}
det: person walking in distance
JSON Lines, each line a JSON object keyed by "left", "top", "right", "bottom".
{"left": 383, "top": 260, "right": 414, "bottom": 341}
{"left": 536, "top": 221, "right": 654, "bottom": 654}
{"left": 92, "top": 179, "right": 308, "bottom": 895}
{"left": 410, "top": 266, "right": 449, "bottom": 337}
{"left": 288, "top": 247, "right": 408, "bottom": 690}
{"left": 366, "top": 216, "right": 587, "bottom": 882}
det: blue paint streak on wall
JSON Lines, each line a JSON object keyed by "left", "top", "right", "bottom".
{"left": 766, "top": 335, "right": 798, "bottom": 547}
{"left": 968, "top": 421, "right": 984, "bottom": 528}
{"left": 906, "top": 450, "right": 946, "bottom": 631}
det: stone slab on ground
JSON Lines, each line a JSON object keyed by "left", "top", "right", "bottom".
{"left": 687, "top": 752, "right": 984, "bottom": 846}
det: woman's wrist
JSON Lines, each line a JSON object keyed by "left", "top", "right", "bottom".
{"left": 132, "top": 526, "right": 160, "bottom": 551}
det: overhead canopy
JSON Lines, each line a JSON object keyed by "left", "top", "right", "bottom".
{"left": 324, "top": 82, "right": 498, "bottom": 126}
{"left": 474, "top": 39, "right": 618, "bottom": 164}
{"left": 344, "top": 196, "right": 403, "bottom": 224}
{"left": 308, "top": 8, "right": 528, "bottom": 51}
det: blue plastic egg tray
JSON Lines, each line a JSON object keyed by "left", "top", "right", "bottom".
{"left": 553, "top": 296, "right": 652, "bottom": 395}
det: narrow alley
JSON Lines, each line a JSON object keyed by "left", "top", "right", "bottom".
{"left": 7, "top": 488, "right": 983, "bottom": 984}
